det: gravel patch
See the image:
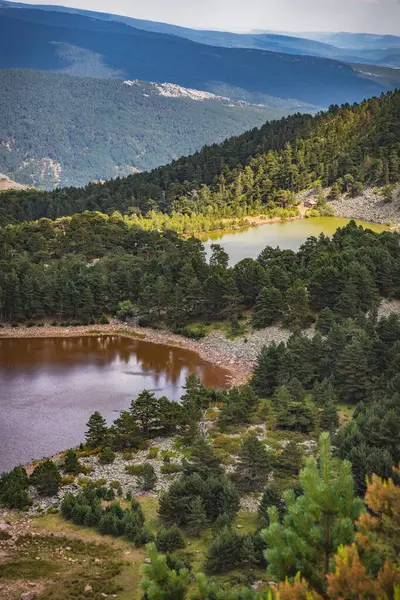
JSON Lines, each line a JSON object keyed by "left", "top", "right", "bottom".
{"left": 331, "top": 187, "right": 400, "bottom": 225}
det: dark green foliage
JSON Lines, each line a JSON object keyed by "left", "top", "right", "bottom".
{"left": 258, "top": 484, "right": 286, "bottom": 528}
{"left": 0, "top": 466, "right": 29, "bottom": 509}
{"left": 61, "top": 488, "right": 149, "bottom": 543}
{"left": 251, "top": 342, "right": 287, "bottom": 397}
{"left": 138, "top": 464, "right": 157, "bottom": 491}
{"left": 234, "top": 434, "right": 272, "bottom": 492}
{"left": 276, "top": 402, "right": 315, "bottom": 433}
{"left": 186, "top": 496, "right": 208, "bottom": 537}
{"left": 183, "top": 438, "right": 222, "bottom": 479}
{"left": 99, "top": 447, "right": 116, "bottom": 465}
{"left": 218, "top": 386, "right": 259, "bottom": 429}
{"left": 275, "top": 441, "right": 305, "bottom": 476}
{"left": 156, "top": 525, "right": 186, "bottom": 553}
{"left": 252, "top": 286, "right": 284, "bottom": 328}
{"left": 205, "top": 528, "right": 266, "bottom": 574}
{"left": 159, "top": 473, "right": 239, "bottom": 527}
{"left": 320, "top": 401, "right": 339, "bottom": 433}
{"left": 315, "top": 307, "right": 335, "bottom": 334}
{"left": 2, "top": 90, "right": 399, "bottom": 226}
{"left": 85, "top": 412, "right": 108, "bottom": 449}
{"left": 64, "top": 449, "right": 80, "bottom": 474}
{"left": 30, "top": 460, "right": 61, "bottom": 496}
{"left": 0, "top": 69, "right": 277, "bottom": 190}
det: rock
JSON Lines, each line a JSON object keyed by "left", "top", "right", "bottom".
{"left": 236, "top": 524, "right": 243, "bottom": 529}
{"left": 35, "top": 556, "right": 40, "bottom": 560}
{"left": 101, "top": 594, "right": 108, "bottom": 598}
{"left": 144, "top": 558, "right": 151, "bottom": 564}
{"left": 94, "top": 558, "right": 102, "bottom": 563}
{"left": 65, "top": 546, "right": 72, "bottom": 551}
{"left": 84, "top": 584, "right": 93, "bottom": 593}
{"left": 20, "top": 593, "right": 35, "bottom": 600}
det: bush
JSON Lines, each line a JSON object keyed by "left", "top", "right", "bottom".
{"left": 11, "top": 323, "right": 19, "bottom": 328}
{"left": 64, "top": 449, "right": 80, "bottom": 474}
{"left": 99, "top": 314, "right": 110, "bottom": 324}
{"left": 0, "top": 467, "right": 30, "bottom": 509}
{"left": 155, "top": 525, "right": 185, "bottom": 553}
{"left": 99, "top": 447, "right": 115, "bottom": 465}
{"left": 60, "top": 475, "right": 74, "bottom": 487}
{"left": 134, "top": 528, "right": 154, "bottom": 547}
{"left": 51, "top": 321, "right": 58, "bottom": 326}
{"left": 30, "top": 460, "right": 61, "bottom": 496}
{"left": 138, "top": 464, "right": 157, "bottom": 491}
{"left": 147, "top": 447, "right": 159, "bottom": 460}
{"left": 160, "top": 463, "right": 182, "bottom": 475}
{"left": 125, "top": 465, "right": 145, "bottom": 476}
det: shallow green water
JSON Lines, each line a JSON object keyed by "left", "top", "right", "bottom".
{"left": 201, "top": 217, "right": 388, "bottom": 265}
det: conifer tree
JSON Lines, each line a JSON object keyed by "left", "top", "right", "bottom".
{"left": 140, "top": 542, "right": 190, "bottom": 600}
{"left": 85, "top": 411, "right": 108, "bottom": 448}
{"left": 263, "top": 433, "right": 364, "bottom": 588}
{"left": 258, "top": 484, "right": 286, "bottom": 528}
{"left": 187, "top": 496, "right": 208, "bottom": 537}
{"left": 234, "top": 434, "right": 272, "bottom": 492}
{"left": 320, "top": 401, "right": 339, "bottom": 434}
{"left": 183, "top": 437, "right": 222, "bottom": 479}
{"left": 252, "top": 286, "right": 283, "bottom": 328}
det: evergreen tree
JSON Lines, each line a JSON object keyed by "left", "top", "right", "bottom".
{"left": 85, "top": 411, "right": 108, "bottom": 448}
{"left": 30, "top": 460, "right": 61, "bottom": 496}
{"left": 275, "top": 441, "right": 304, "bottom": 476}
{"left": 183, "top": 437, "right": 222, "bottom": 478}
{"left": 252, "top": 286, "right": 283, "bottom": 328}
{"left": 251, "top": 342, "right": 287, "bottom": 397}
{"left": 285, "top": 280, "right": 311, "bottom": 328}
{"left": 130, "top": 390, "right": 160, "bottom": 433}
{"left": 234, "top": 434, "right": 272, "bottom": 492}
{"left": 263, "top": 433, "right": 364, "bottom": 589}
{"left": 316, "top": 307, "right": 335, "bottom": 335}
{"left": 64, "top": 449, "right": 80, "bottom": 474}
{"left": 320, "top": 401, "right": 339, "bottom": 434}
{"left": 141, "top": 542, "right": 190, "bottom": 600}
{"left": 336, "top": 337, "right": 369, "bottom": 403}
{"left": 258, "top": 484, "right": 286, "bottom": 528}
{"left": 187, "top": 496, "right": 208, "bottom": 537}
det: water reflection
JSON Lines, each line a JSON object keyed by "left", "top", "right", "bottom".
{"left": 0, "top": 336, "right": 229, "bottom": 471}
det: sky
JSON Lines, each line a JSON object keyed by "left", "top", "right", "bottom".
{"left": 7, "top": 0, "right": 400, "bottom": 35}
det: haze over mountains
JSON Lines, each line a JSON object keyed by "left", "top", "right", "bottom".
{"left": 1, "top": 0, "right": 400, "bottom": 189}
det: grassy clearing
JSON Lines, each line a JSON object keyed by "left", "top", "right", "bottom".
{"left": 337, "top": 402, "right": 355, "bottom": 425}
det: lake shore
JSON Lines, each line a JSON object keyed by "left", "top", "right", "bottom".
{"left": 331, "top": 187, "right": 400, "bottom": 226}
{"left": 0, "top": 322, "right": 253, "bottom": 387}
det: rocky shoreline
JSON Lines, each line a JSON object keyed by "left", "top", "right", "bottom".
{"left": 331, "top": 186, "right": 400, "bottom": 226}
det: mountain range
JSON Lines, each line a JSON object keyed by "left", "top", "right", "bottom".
{"left": 0, "top": 2, "right": 395, "bottom": 108}
{"left": 1, "top": 0, "right": 400, "bottom": 190}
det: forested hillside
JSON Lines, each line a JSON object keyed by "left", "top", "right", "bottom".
{"left": 0, "top": 5, "right": 390, "bottom": 108}
{"left": 0, "top": 69, "right": 282, "bottom": 189}
{"left": 1, "top": 89, "right": 399, "bottom": 226}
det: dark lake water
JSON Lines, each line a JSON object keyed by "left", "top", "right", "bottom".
{"left": 0, "top": 336, "right": 229, "bottom": 472}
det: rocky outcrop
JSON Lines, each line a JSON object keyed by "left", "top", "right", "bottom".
{"left": 331, "top": 186, "right": 400, "bottom": 225}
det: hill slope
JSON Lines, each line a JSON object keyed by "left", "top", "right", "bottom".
{"left": 1, "top": 89, "right": 399, "bottom": 226}
{"left": 0, "top": 6, "right": 391, "bottom": 108}
{"left": 0, "top": 69, "right": 287, "bottom": 189}
{"left": 2, "top": 2, "right": 400, "bottom": 67}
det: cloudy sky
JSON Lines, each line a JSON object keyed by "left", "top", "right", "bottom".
{"left": 8, "top": 0, "right": 400, "bottom": 35}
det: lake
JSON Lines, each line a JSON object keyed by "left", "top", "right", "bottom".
{"left": 0, "top": 336, "right": 229, "bottom": 472}
{"left": 202, "top": 217, "right": 388, "bottom": 265}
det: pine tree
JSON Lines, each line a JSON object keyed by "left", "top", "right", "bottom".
{"left": 258, "top": 484, "right": 286, "bottom": 528}
{"left": 263, "top": 433, "right": 364, "bottom": 589}
{"left": 64, "top": 449, "right": 80, "bottom": 474}
{"left": 316, "top": 307, "right": 335, "bottom": 335}
{"left": 140, "top": 542, "right": 190, "bottom": 600}
{"left": 130, "top": 390, "right": 160, "bottom": 433}
{"left": 183, "top": 437, "right": 221, "bottom": 478}
{"left": 30, "top": 460, "right": 61, "bottom": 496}
{"left": 187, "top": 496, "right": 208, "bottom": 537}
{"left": 252, "top": 286, "right": 283, "bottom": 328}
{"left": 85, "top": 411, "right": 108, "bottom": 448}
{"left": 234, "top": 434, "right": 272, "bottom": 492}
{"left": 251, "top": 342, "right": 287, "bottom": 397}
{"left": 285, "top": 280, "right": 311, "bottom": 328}
{"left": 276, "top": 441, "right": 304, "bottom": 476}
{"left": 336, "top": 337, "right": 369, "bottom": 403}
{"left": 320, "top": 401, "right": 339, "bottom": 434}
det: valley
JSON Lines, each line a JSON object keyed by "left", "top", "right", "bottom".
{"left": 0, "top": 7, "right": 399, "bottom": 597}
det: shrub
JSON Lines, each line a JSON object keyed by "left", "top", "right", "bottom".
{"left": 0, "top": 466, "right": 30, "bottom": 509}
{"left": 99, "top": 314, "right": 110, "bottom": 324}
{"left": 60, "top": 475, "right": 74, "bottom": 487}
{"left": 64, "top": 449, "right": 80, "bottom": 474}
{"left": 125, "top": 465, "right": 145, "bottom": 476}
{"left": 99, "top": 447, "right": 115, "bottom": 465}
{"left": 134, "top": 528, "right": 154, "bottom": 547}
{"left": 30, "top": 460, "right": 61, "bottom": 496}
{"left": 160, "top": 463, "right": 182, "bottom": 475}
{"left": 51, "top": 321, "right": 58, "bottom": 326}
{"left": 138, "top": 464, "right": 157, "bottom": 491}
{"left": 11, "top": 323, "right": 19, "bottom": 328}
{"left": 155, "top": 525, "right": 185, "bottom": 553}
{"left": 147, "top": 447, "right": 159, "bottom": 460}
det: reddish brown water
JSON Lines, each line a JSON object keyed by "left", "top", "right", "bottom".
{"left": 0, "top": 336, "right": 229, "bottom": 472}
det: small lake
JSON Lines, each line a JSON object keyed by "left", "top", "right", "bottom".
{"left": 202, "top": 217, "right": 388, "bottom": 265}
{"left": 0, "top": 336, "right": 229, "bottom": 472}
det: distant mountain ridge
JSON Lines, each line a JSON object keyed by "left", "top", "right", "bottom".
{"left": 0, "top": 3, "right": 394, "bottom": 108}
{"left": 0, "top": 69, "right": 287, "bottom": 188}
{"left": 2, "top": 1, "right": 400, "bottom": 67}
